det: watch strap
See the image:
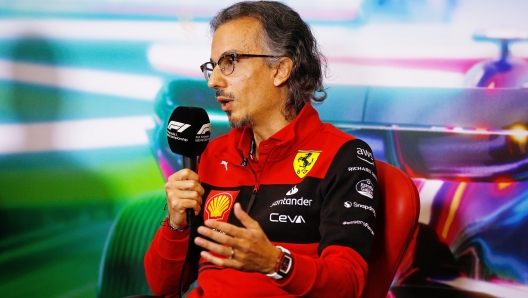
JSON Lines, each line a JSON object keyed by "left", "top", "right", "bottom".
{"left": 266, "top": 246, "right": 292, "bottom": 280}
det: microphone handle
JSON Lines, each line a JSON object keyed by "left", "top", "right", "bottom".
{"left": 182, "top": 156, "right": 197, "bottom": 171}
{"left": 182, "top": 156, "right": 197, "bottom": 224}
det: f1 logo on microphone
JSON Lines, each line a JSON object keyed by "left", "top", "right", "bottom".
{"left": 197, "top": 124, "right": 211, "bottom": 135}
{"left": 168, "top": 121, "right": 191, "bottom": 132}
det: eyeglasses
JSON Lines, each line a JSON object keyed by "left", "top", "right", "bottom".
{"left": 200, "top": 53, "right": 279, "bottom": 81}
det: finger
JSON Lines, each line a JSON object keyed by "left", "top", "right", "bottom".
{"left": 165, "top": 194, "right": 202, "bottom": 215}
{"left": 194, "top": 236, "right": 233, "bottom": 258}
{"left": 199, "top": 250, "right": 240, "bottom": 269}
{"left": 201, "top": 203, "right": 258, "bottom": 237}
{"left": 233, "top": 203, "right": 261, "bottom": 230}
{"left": 171, "top": 199, "right": 202, "bottom": 215}
{"left": 197, "top": 225, "right": 238, "bottom": 247}
{"left": 166, "top": 185, "right": 204, "bottom": 204}
{"left": 167, "top": 168, "right": 200, "bottom": 183}
{"left": 165, "top": 185, "right": 203, "bottom": 217}
{"left": 202, "top": 219, "right": 247, "bottom": 240}
{"left": 165, "top": 180, "right": 205, "bottom": 197}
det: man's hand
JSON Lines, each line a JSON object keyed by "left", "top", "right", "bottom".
{"left": 165, "top": 169, "right": 204, "bottom": 229}
{"left": 194, "top": 203, "right": 282, "bottom": 274}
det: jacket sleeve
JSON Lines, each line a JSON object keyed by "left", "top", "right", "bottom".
{"left": 275, "top": 139, "right": 379, "bottom": 297}
{"left": 144, "top": 218, "right": 196, "bottom": 297}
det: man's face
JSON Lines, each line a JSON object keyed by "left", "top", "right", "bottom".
{"left": 208, "top": 17, "right": 285, "bottom": 129}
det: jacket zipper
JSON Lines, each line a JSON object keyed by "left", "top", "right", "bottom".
{"left": 238, "top": 138, "right": 278, "bottom": 214}
{"left": 245, "top": 144, "right": 278, "bottom": 214}
{"left": 246, "top": 184, "right": 260, "bottom": 214}
{"left": 238, "top": 156, "right": 260, "bottom": 214}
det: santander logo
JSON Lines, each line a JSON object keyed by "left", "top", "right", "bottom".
{"left": 286, "top": 186, "right": 298, "bottom": 196}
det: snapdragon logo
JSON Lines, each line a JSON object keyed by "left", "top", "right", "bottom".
{"left": 344, "top": 201, "right": 376, "bottom": 217}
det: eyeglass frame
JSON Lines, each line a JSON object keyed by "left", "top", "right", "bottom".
{"left": 199, "top": 53, "right": 280, "bottom": 81}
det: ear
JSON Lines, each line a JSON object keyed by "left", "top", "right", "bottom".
{"left": 273, "top": 57, "right": 293, "bottom": 87}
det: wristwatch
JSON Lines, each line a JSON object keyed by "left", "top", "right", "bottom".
{"left": 266, "top": 246, "right": 293, "bottom": 280}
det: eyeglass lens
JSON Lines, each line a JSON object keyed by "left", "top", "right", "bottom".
{"left": 201, "top": 54, "right": 236, "bottom": 81}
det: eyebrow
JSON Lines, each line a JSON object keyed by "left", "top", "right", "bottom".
{"left": 210, "top": 51, "right": 239, "bottom": 63}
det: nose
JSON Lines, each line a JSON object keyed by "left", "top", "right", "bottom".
{"left": 207, "top": 65, "right": 225, "bottom": 89}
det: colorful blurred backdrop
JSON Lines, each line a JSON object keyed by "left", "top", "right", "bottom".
{"left": 1, "top": 0, "right": 528, "bottom": 297}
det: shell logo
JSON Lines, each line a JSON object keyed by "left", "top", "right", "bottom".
{"left": 207, "top": 194, "right": 231, "bottom": 217}
{"left": 204, "top": 191, "right": 238, "bottom": 221}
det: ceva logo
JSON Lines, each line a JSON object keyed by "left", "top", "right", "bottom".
{"left": 270, "top": 213, "right": 306, "bottom": 223}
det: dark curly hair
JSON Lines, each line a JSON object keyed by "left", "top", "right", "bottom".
{"left": 210, "top": 1, "right": 327, "bottom": 120}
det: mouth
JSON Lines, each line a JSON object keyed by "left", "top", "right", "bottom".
{"left": 217, "top": 97, "right": 233, "bottom": 111}
{"left": 216, "top": 90, "right": 235, "bottom": 111}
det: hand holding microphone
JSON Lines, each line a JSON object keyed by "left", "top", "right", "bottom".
{"left": 165, "top": 106, "right": 211, "bottom": 229}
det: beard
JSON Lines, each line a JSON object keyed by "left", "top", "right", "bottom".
{"left": 227, "top": 111, "right": 254, "bottom": 129}
{"left": 216, "top": 90, "right": 254, "bottom": 129}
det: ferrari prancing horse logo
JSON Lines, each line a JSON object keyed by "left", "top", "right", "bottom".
{"left": 293, "top": 150, "right": 321, "bottom": 179}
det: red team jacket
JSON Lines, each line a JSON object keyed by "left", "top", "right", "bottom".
{"left": 144, "top": 105, "right": 379, "bottom": 297}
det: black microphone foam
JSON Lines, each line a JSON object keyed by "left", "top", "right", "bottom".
{"left": 167, "top": 106, "right": 211, "bottom": 158}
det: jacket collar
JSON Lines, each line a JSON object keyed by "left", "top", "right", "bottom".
{"left": 217, "top": 104, "right": 323, "bottom": 165}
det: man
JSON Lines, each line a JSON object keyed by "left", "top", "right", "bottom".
{"left": 144, "top": 1, "right": 378, "bottom": 297}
